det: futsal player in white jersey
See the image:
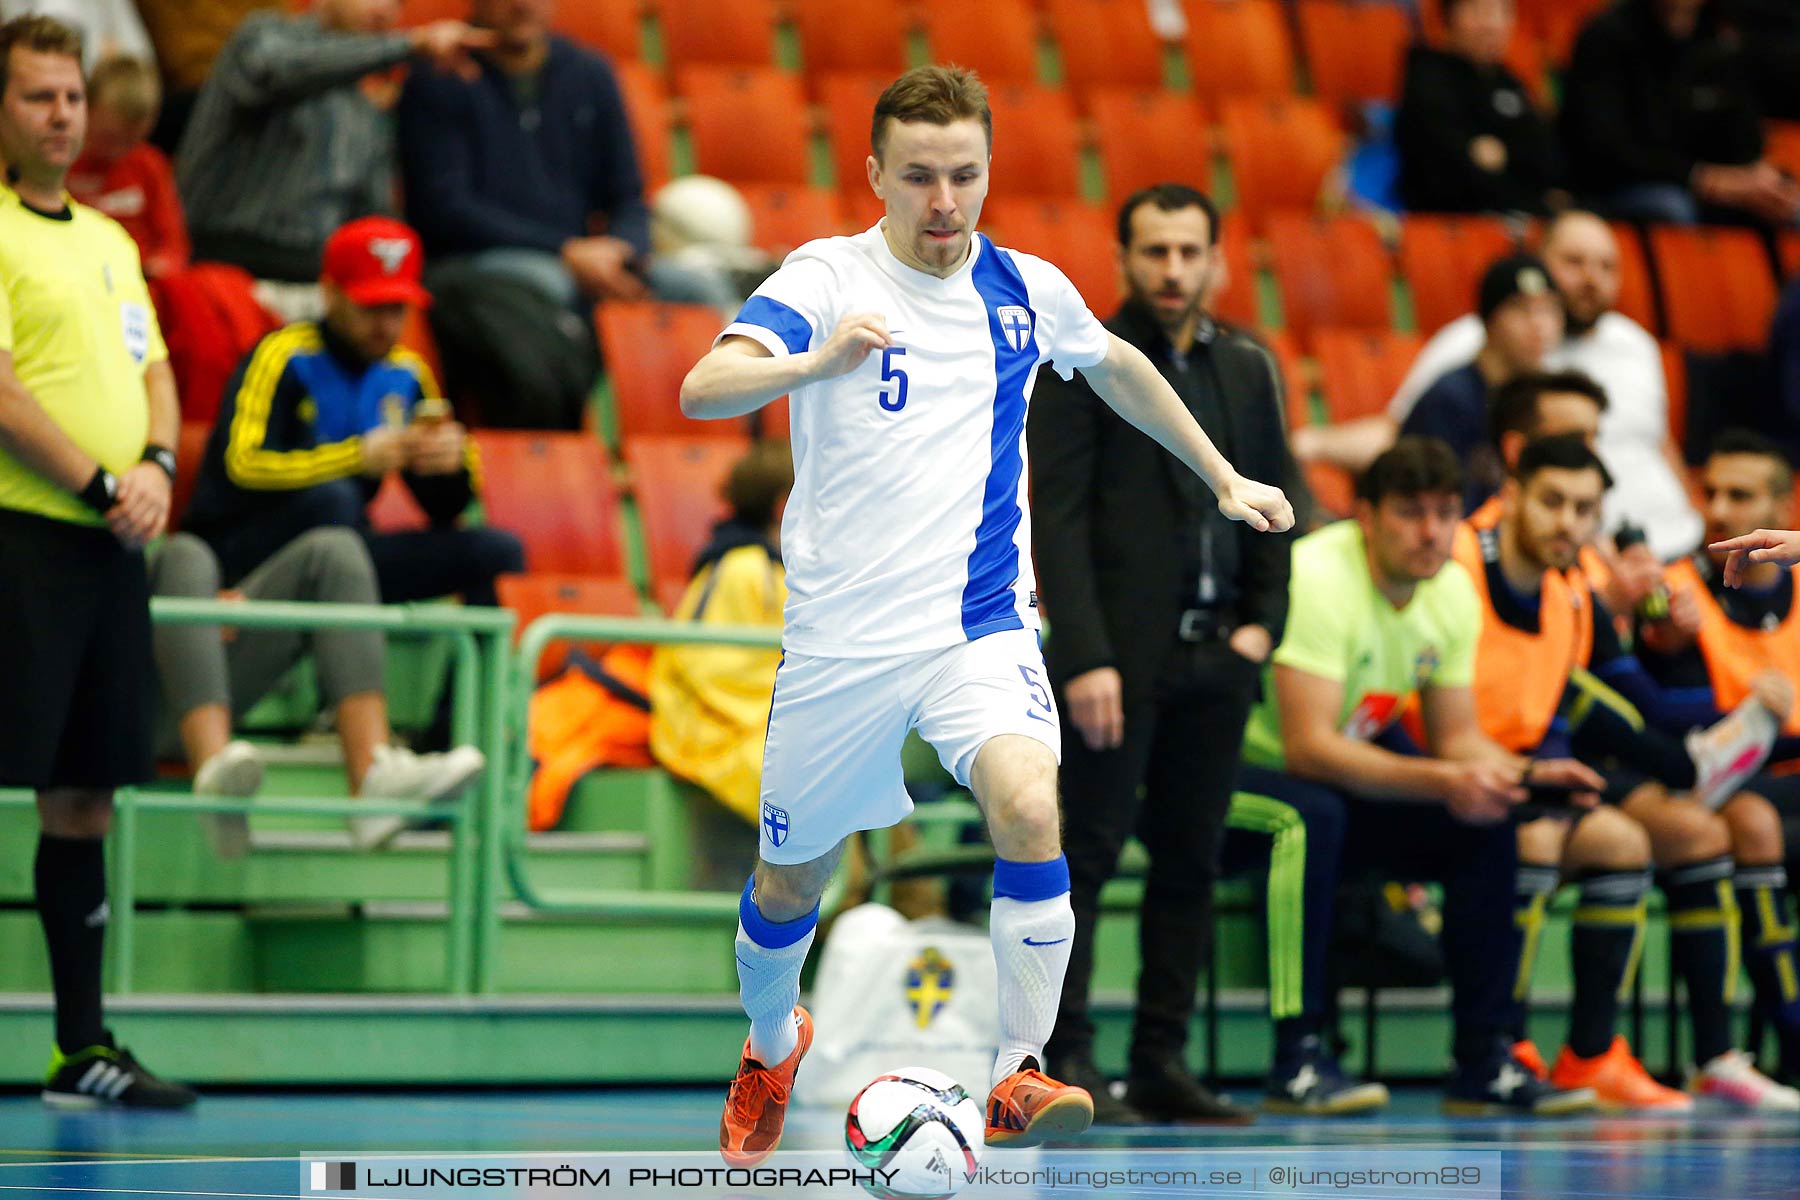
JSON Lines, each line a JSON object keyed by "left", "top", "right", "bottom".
{"left": 682, "top": 66, "right": 1294, "bottom": 1162}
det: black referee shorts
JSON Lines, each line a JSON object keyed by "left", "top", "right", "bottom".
{"left": 0, "top": 508, "right": 154, "bottom": 791}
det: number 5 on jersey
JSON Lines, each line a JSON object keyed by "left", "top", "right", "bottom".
{"left": 878, "top": 346, "right": 908, "bottom": 412}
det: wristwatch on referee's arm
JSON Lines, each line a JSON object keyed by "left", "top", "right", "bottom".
{"left": 141, "top": 443, "right": 177, "bottom": 483}
{"left": 76, "top": 466, "right": 118, "bottom": 513}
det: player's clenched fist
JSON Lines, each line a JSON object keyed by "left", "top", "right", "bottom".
{"left": 1215, "top": 472, "right": 1294, "bottom": 534}
{"left": 807, "top": 313, "right": 893, "bottom": 382}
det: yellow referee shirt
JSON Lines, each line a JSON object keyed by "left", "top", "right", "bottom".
{"left": 0, "top": 185, "right": 166, "bottom": 526}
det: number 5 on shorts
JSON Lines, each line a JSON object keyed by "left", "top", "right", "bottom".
{"left": 1018, "top": 664, "right": 1054, "bottom": 723}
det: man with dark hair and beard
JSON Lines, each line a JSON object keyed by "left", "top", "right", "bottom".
{"left": 1030, "top": 183, "right": 1296, "bottom": 1124}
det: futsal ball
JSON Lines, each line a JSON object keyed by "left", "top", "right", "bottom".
{"left": 843, "top": 1066, "right": 985, "bottom": 1200}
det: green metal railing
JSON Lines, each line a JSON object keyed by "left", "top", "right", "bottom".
{"left": 0, "top": 598, "right": 514, "bottom": 996}
{"left": 500, "top": 616, "right": 816, "bottom": 962}
{"left": 5, "top": 599, "right": 887, "bottom": 997}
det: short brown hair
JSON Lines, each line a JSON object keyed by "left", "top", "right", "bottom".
{"left": 1356, "top": 436, "right": 1465, "bottom": 505}
{"left": 722, "top": 439, "right": 795, "bottom": 529}
{"left": 0, "top": 15, "right": 84, "bottom": 96}
{"left": 871, "top": 65, "right": 991, "bottom": 163}
{"left": 88, "top": 55, "right": 160, "bottom": 124}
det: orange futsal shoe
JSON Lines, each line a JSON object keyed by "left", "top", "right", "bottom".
{"left": 1512, "top": 1040, "right": 1549, "bottom": 1080}
{"left": 1549, "top": 1036, "right": 1693, "bottom": 1113}
{"left": 719, "top": 1006, "right": 814, "bottom": 1167}
{"left": 984, "top": 1057, "right": 1094, "bottom": 1147}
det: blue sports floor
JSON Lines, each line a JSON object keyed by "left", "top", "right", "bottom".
{"left": 0, "top": 1087, "right": 1796, "bottom": 1199}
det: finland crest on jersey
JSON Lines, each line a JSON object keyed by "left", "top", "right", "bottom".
{"left": 718, "top": 225, "right": 1110, "bottom": 660}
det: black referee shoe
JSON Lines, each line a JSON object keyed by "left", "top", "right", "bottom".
{"left": 43, "top": 1039, "right": 197, "bottom": 1110}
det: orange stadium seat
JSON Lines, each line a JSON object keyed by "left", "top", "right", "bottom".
{"left": 739, "top": 184, "right": 848, "bottom": 256}
{"left": 1219, "top": 97, "right": 1345, "bottom": 227}
{"left": 982, "top": 199, "right": 1120, "bottom": 313}
{"left": 678, "top": 67, "right": 812, "bottom": 185}
{"left": 1210, "top": 212, "right": 1259, "bottom": 330}
{"left": 1520, "top": 0, "right": 1610, "bottom": 65}
{"left": 793, "top": 0, "right": 911, "bottom": 74}
{"left": 1602, "top": 221, "right": 1660, "bottom": 335}
{"left": 498, "top": 572, "right": 646, "bottom": 678}
{"left": 596, "top": 302, "right": 738, "bottom": 441}
{"left": 657, "top": 0, "right": 778, "bottom": 69}
{"left": 366, "top": 474, "right": 430, "bottom": 534}
{"left": 1047, "top": 0, "right": 1167, "bottom": 92}
{"left": 757, "top": 397, "right": 790, "bottom": 440}
{"left": 397, "top": 0, "right": 462, "bottom": 25}
{"left": 551, "top": 1, "right": 642, "bottom": 60}
{"left": 1312, "top": 327, "right": 1423, "bottom": 425}
{"left": 1184, "top": 0, "right": 1297, "bottom": 100}
{"left": 819, "top": 72, "right": 891, "bottom": 214}
{"left": 1765, "top": 122, "right": 1800, "bottom": 192}
{"left": 627, "top": 435, "right": 752, "bottom": 593}
{"left": 1089, "top": 88, "right": 1212, "bottom": 202}
{"left": 613, "top": 61, "right": 673, "bottom": 189}
{"left": 1649, "top": 226, "right": 1778, "bottom": 352}
{"left": 1266, "top": 212, "right": 1393, "bottom": 345}
{"left": 1661, "top": 341, "right": 1688, "bottom": 449}
{"left": 919, "top": 0, "right": 1042, "bottom": 85}
{"left": 1399, "top": 214, "right": 1519, "bottom": 336}
{"left": 1256, "top": 328, "right": 1310, "bottom": 431}
{"left": 472, "top": 432, "right": 623, "bottom": 575}
{"left": 1780, "top": 231, "right": 1800, "bottom": 280}
{"left": 1295, "top": 0, "right": 1410, "bottom": 105}
{"left": 985, "top": 84, "right": 1084, "bottom": 199}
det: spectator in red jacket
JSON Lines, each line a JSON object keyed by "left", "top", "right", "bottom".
{"left": 66, "top": 56, "right": 188, "bottom": 279}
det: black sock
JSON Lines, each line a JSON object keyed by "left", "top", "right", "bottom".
{"left": 1511, "top": 864, "right": 1561, "bottom": 1043}
{"left": 1567, "top": 868, "right": 1650, "bottom": 1059}
{"left": 1737, "top": 865, "right": 1800, "bottom": 1064}
{"left": 34, "top": 834, "right": 109, "bottom": 1055}
{"left": 1664, "top": 855, "right": 1739, "bottom": 1066}
{"left": 1273, "top": 1016, "right": 1320, "bottom": 1063}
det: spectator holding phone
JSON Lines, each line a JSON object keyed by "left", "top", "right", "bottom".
{"left": 181, "top": 217, "right": 523, "bottom": 606}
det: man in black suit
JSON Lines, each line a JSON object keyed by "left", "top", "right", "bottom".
{"left": 1030, "top": 185, "right": 1294, "bottom": 1124}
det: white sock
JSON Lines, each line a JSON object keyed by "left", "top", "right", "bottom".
{"left": 989, "top": 892, "right": 1075, "bottom": 1089}
{"left": 736, "top": 920, "right": 814, "bottom": 1065}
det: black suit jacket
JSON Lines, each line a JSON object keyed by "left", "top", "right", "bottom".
{"left": 1028, "top": 304, "right": 1295, "bottom": 701}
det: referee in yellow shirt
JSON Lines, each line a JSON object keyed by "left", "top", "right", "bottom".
{"left": 0, "top": 16, "right": 193, "bottom": 1108}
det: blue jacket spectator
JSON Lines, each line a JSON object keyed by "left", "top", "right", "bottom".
{"left": 398, "top": 9, "right": 649, "bottom": 308}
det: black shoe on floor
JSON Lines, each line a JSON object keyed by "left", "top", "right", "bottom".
{"left": 43, "top": 1038, "right": 197, "bottom": 1110}
{"left": 1050, "top": 1056, "right": 1145, "bottom": 1126}
{"left": 1443, "top": 1042, "right": 1593, "bottom": 1117}
{"left": 1126, "top": 1057, "right": 1254, "bottom": 1125}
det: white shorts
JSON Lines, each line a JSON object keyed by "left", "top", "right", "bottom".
{"left": 757, "top": 627, "right": 1061, "bottom": 864}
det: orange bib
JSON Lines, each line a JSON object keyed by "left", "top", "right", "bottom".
{"left": 1666, "top": 558, "right": 1800, "bottom": 736}
{"left": 1454, "top": 522, "right": 1594, "bottom": 753}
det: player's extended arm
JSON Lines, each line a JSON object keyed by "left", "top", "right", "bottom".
{"left": 1078, "top": 332, "right": 1293, "bottom": 532}
{"left": 1275, "top": 663, "right": 1462, "bottom": 801}
{"left": 0, "top": 349, "right": 100, "bottom": 494}
{"left": 1711, "top": 529, "right": 1800, "bottom": 587}
{"left": 680, "top": 313, "right": 893, "bottom": 420}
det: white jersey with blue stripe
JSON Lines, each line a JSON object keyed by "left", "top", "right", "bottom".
{"left": 719, "top": 223, "right": 1110, "bottom": 659}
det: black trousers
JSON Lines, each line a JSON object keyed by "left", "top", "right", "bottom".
{"left": 1047, "top": 639, "right": 1262, "bottom": 1069}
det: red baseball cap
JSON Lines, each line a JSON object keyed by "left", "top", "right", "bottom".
{"left": 321, "top": 216, "right": 432, "bottom": 308}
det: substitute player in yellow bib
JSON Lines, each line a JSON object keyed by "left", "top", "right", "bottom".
{"left": 0, "top": 15, "right": 193, "bottom": 1108}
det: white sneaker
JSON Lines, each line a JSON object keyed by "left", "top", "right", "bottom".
{"left": 192, "top": 740, "right": 263, "bottom": 858}
{"left": 1690, "top": 1050, "right": 1800, "bottom": 1111}
{"left": 349, "top": 745, "right": 485, "bottom": 850}
{"left": 1686, "top": 697, "right": 1777, "bottom": 811}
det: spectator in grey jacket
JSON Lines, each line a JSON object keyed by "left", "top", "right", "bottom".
{"left": 176, "top": 0, "right": 492, "bottom": 319}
